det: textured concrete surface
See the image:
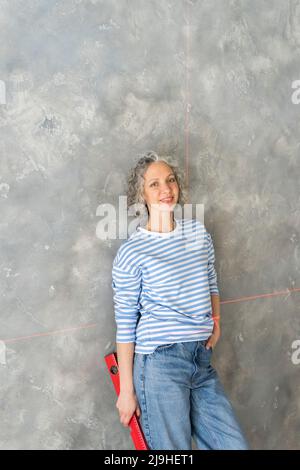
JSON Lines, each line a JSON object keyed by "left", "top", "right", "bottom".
{"left": 0, "top": 0, "right": 299, "bottom": 449}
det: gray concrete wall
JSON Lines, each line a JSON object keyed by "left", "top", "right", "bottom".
{"left": 0, "top": 0, "right": 299, "bottom": 450}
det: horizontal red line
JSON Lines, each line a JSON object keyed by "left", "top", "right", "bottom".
{"left": 220, "top": 287, "right": 300, "bottom": 304}
{"left": 1, "top": 322, "right": 98, "bottom": 344}
{"left": 1, "top": 288, "right": 299, "bottom": 345}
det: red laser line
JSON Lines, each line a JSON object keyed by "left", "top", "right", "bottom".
{"left": 1, "top": 322, "right": 98, "bottom": 344}
{"left": 221, "top": 287, "right": 300, "bottom": 304}
{"left": 184, "top": 0, "right": 190, "bottom": 202}
{"left": 1, "top": 288, "right": 299, "bottom": 345}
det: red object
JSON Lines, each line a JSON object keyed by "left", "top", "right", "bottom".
{"left": 104, "top": 352, "right": 149, "bottom": 450}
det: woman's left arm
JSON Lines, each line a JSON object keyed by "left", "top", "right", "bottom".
{"left": 205, "top": 294, "right": 221, "bottom": 350}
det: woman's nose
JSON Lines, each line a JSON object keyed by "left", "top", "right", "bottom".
{"left": 161, "top": 183, "right": 172, "bottom": 193}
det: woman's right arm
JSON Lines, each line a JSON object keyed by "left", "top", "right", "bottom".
{"left": 111, "top": 255, "right": 142, "bottom": 427}
{"left": 117, "top": 342, "right": 135, "bottom": 393}
{"left": 115, "top": 342, "right": 141, "bottom": 427}
{"left": 116, "top": 343, "right": 141, "bottom": 427}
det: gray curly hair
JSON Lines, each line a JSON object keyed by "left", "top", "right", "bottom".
{"left": 126, "top": 151, "right": 188, "bottom": 218}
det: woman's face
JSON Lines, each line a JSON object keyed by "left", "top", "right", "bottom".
{"left": 142, "top": 162, "right": 179, "bottom": 214}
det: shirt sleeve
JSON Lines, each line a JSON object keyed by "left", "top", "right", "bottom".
{"left": 206, "top": 231, "right": 219, "bottom": 296}
{"left": 111, "top": 255, "right": 142, "bottom": 343}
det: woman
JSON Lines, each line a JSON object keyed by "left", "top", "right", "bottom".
{"left": 111, "top": 151, "right": 249, "bottom": 450}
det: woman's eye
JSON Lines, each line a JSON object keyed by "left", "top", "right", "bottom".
{"left": 150, "top": 178, "right": 175, "bottom": 187}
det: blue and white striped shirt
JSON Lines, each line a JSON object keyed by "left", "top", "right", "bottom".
{"left": 111, "top": 217, "right": 219, "bottom": 354}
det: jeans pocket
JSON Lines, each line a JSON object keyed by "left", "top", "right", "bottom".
{"left": 154, "top": 343, "right": 175, "bottom": 352}
{"left": 201, "top": 341, "right": 213, "bottom": 357}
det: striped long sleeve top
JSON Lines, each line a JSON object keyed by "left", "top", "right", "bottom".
{"left": 111, "top": 217, "right": 219, "bottom": 354}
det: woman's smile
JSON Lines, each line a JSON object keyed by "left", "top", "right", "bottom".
{"left": 160, "top": 196, "right": 174, "bottom": 203}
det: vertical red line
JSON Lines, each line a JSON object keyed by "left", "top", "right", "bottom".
{"left": 184, "top": 0, "right": 190, "bottom": 204}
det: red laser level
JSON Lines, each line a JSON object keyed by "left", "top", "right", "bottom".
{"left": 104, "top": 352, "right": 149, "bottom": 450}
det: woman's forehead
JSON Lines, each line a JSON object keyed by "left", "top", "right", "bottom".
{"left": 144, "top": 162, "right": 173, "bottom": 180}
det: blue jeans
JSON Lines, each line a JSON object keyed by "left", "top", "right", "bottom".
{"left": 133, "top": 340, "right": 249, "bottom": 450}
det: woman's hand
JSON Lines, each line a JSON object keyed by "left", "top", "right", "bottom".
{"left": 205, "top": 324, "right": 221, "bottom": 350}
{"left": 116, "top": 390, "right": 141, "bottom": 427}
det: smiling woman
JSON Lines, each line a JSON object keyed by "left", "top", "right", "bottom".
{"left": 112, "top": 151, "right": 249, "bottom": 450}
{"left": 126, "top": 151, "right": 188, "bottom": 232}
{"left": 144, "top": 167, "right": 178, "bottom": 232}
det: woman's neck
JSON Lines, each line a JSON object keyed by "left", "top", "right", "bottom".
{"left": 146, "top": 214, "right": 175, "bottom": 233}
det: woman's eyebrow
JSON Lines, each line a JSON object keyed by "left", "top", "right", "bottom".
{"left": 148, "top": 173, "right": 175, "bottom": 182}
